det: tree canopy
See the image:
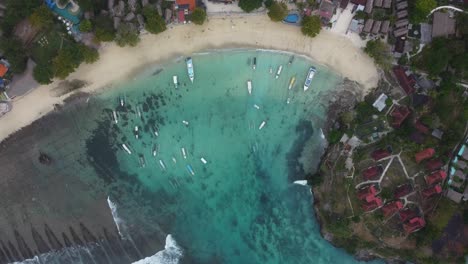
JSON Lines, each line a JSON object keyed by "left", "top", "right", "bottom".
{"left": 191, "top": 8, "right": 207, "bottom": 25}
{"left": 143, "top": 6, "right": 166, "bottom": 34}
{"left": 1, "top": 0, "right": 41, "bottom": 35}
{"left": 301, "top": 16, "right": 321, "bottom": 38}
{"left": 410, "top": 0, "right": 436, "bottom": 23}
{"left": 0, "top": 38, "right": 28, "bottom": 74}
{"left": 78, "top": 44, "right": 99, "bottom": 63}
{"left": 238, "top": 0, "right": 262, "bottom": 13}
{"left": 53, "top": 46, "right": 83, "bottom": 79}
{"left": 93, "top": 15, "right": 116, "bottom": 42}
{"left": 79, "top": 19, "right": 93, "bottom": 32}
{"left": 364, "top": 39, "right": 392, "bottom": 69}
{"left": 115, "top": 23, "right": 140, "bottom": 47}
{"left": 267, "top": 2, "right": 287, "bottom": 22}
{"left": 29, "top": 5, "right": 54, "bottom": 29}
{"left": 33, "top": 63, "right": 54, "bottom": 84}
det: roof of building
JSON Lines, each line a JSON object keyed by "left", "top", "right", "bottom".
{"left": 372, "top": 20, "right": 382, "bottom": 34}
{"left": 178, "top": 10, "right": 185, "bottom": 22}
{"left": 393, "top": 66, "right": 415, "bottom": 94}
{"left": 394, "top": 38, "right": 406, "bottom": 53}
{"left": 396, "top": 10, "right": 407, "bottom": 19}
{"left": 410, "top": 131, "right": 425, "bottom": 144}
{"left": 412, "top": 94, "right": 430, "bottom": 108}
{"left": 390, "top": 105, "right": 410, "bottom": 128}
{"left": 363, "top": 19, "right": 374, "bottom": 32}
{"left": 396, "top": 1, "right": 407, "bottom": 10}
{"left": 446, "top": 188, "right": 463, "bottom": 203}
{"left": 351, "top": 0, "right": 367, "bottom": 4}
{"left": 383, "top": 0, "right": 391, "bottom": 8}
{"left": 432, "top": 11, "right": 456, "bottom": 38}
{"left": 358, "top": 185, "right": 378, "bottom": 200}
{"left": 425, "top": 170, "right": 447, "bottom": 185}
{"left": 349, "top": 19, "right": 361, "bottom": 33}
{"left": 380, "top": 20, "right": 390, "bottom": 34}
{"left": 399, "top": 208, "right": 418, "bottom": 222}
{"left": 415, "top": 148, "right": 435, "bottom": 163}
{"left": 426, "top": 159, "right": 443, "bottom": 171}
{"left": 0, "top": 64, "right": 8, "bottom": 78}
{"left": 422, "top": 184, "right": 442, "bottom": 198}
{"left": 454, "top": 170, "right": 466, "bottom": 180}
{"left": 382, "top": 201, "right": 403, "bottom": 217}
{"left": 395, "top": 19, "right": 409, "bottom": 28}
{"left": 362, "top": 166, "right": 383, "bottom": 180}
{"left": 420, "top": 23, "right": 433, "bottom": 44}
{"left": 374, "top": 0, "right": 383, "bottom": 6}
{"left": 394, "top": 183, "right": 413, "bottom": 199}
{"left": 319, "top": 0, "right": 336, "bottom": 20}
{"left": 176, "top": 0, "right": 196, "bottom": 11}
{"left": 456, "top": 160, "right": 467, "bottom": 169}
{"left": 403, "top": 217, "right": 426, "bottom": 234}
{"left": 340, "top": 0, "right": 350, "bottom": 8}
{"left": 371, "top": 149, "right": 391, "bottom": 161}
{"left": 372, "top": 93, "right": 388, "bottom": 112}
{"left": 415, "top": 120, "right": 430, "bottom": 134}
{"left": 365, "top": 0, "right": 374, "bottom": 13}
{"left": 362, "top": 198, "right": 383, "bottom": 211}
{"left": 432, "top": 129, "right": 443, "bottom": 140}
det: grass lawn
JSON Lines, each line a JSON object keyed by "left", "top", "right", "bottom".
{"left": 30, "top": 27, "right": 75, "bottom": 66}
{"left": 428, "top": 197, "right": 459, "bottom": 231}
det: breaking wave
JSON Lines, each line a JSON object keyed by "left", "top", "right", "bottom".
{"left": 132, "top": 235, "right": 183, "bottom": 264}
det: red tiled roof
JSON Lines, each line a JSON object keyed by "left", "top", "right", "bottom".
{"left": 358, "top": 185, "right": 378, "bottom": 200}
{"left": 403, "top": 217, "right": 426, "bottom": 234}
{"left": 0, "top": 64, "right": 8, "bottom": 78}
{"left": 415, "top": 120, "right": 430, "bottom": 134}
{"left": 399, "top": 208, "right": 418, "bottom": 222}
{"left": 422, "top": 184, "right": 442, "bottom": 198}
{"left": 426, "top": 159, "right": 443, "bottom": 171}
{"left": 362, "top": 198, "right": 382, "bottom": 211}
{"left": 394, "top": 184, "right": 412, "bottom": 199}
{"left": 382, "top": 201, "right": 403, "bottom": 217}
{"left": 425, "top": 170, "right": 447, "bottom": 185}
{"left": 371, "top": 149, "right": 391, "bottom": 161}
{"left": 362, "top": 166, "right": 382, "bottom": 180}
{"left": 393, "top": 66, "right": 416, "bottom": 95}
{"left": 415, "top": 148, "right": 435, "bottom": 163}
{"left": 176, "top": 0, "right": 196, "bottom": 11}
{"left": 390, "top": 106, "right": 411, "bottom": 128}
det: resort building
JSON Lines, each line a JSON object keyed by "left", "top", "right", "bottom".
{"left": 363, "top": 19, "right": 374, "bottom": 33}
{"left": 446, "top": 188, "right": 463, "bottom": 203}
{"left": 415, "top": 120, "right": 430, "bottom": 134}
{"left": 425, "top": 170, "right": 447, "bottom": 185}
{"left": 422, "top": 184, "right": 442, "bottom": 198}
{"left": 358, "top": 185, "right": 378, "bottom": 201}
{"left": 372, "top": 93, "right": 388, "bottom": 112}
{"left": 394, "top": 184, "right": 413, "bottom": 199}
{"left": 390, "top": 105, "right": 410, "bottom": 128}
{"left": 399, "top": 208, "right": 418, "bottom": 222}
{"left": 415, "top": 148, "right": 435, "bottom": 164}
{"left": 371, "top": 149, "right": 391, "bottom": 161}
{"left": 432, "top": 11, "right": 456, "bottom": 38}
{"left": 393, "top": 66, "right": 416, "bottom": 94}
{"left": 426, "top": 159, "right": 443, "bottom": 171}
{"left": 381, "top": 201, "right": 403, "bottom": 217}
{"left": 319, "top": 0, "right": 337, "bottom": 25}
{"left": 403, "top": 217, "right": 426, "bottom": 234}
{"left": 362, "top": 165, "right": 383, "bottom": 180}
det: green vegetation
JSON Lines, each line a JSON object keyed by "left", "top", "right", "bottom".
{"left": 33, "top": 63, "right": 54, "bottom": 84}
{"left": 1, "top": 0, "right": 41, "bottom": 36}
{"left": 364, "top": 39, "right": 392, "bottom": 69}
{"left": 238, "top": 0, "right": 262, "bottom": 13}
{"left": 29, "top": 5, "right": 54, "bottom": 30}
{"left": 191, "top": 8, "right": 207, "bottom": 25}
{"left": 354, "top": 10, "right": 367, "bottom": 20}
{"left": 409, "top": 0, "right": 437, "bottom": 24}
{"left": 93, "top": 15, "right": 116, "bottom": 42}
{"left": 115, "top": 23, "right": 140, "bottom": 47}
{"left": 79, "top": 44, "right": 99, "bottom": 63}
{"left": 327, "top": 129, "right": 343, "bottom": 144}
{"left": 143, "top": 6, "right": 166, "bottom": 34}
{"left": 267, "top": 2, "right": 287, "bottom": 22}
{"left": 79, "top": 19, "right": 93, "bottom": 32}
{"left": 52, "top": 44, "right": 99, "bottom": 79}
{"left": 301, "top": 16, "right": 321, "bottom": 38}
{"left": 0, "top": 38, "right": 28, "bottom": 74}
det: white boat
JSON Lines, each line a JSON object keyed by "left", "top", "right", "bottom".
{"left": 122, "top": 144, "right": 132, "bottom": 154}
{"left": 287, "top": 98, "right": 291, "bottom": 104}
{"left": 153, "top": 126, "right": 159, "bottom": 137}
{"left": 172, "top": 157, "right": 177, "bottom": 164}
{"left": 247, "top": 80, "right": 252, "bottom": 95}
{"left": 159, "top": 160, "right": 166, "bottom": 171}
{"left": 112, "top": 110, "right": 118, "bottom": 124}
{"left": 288, "top": 76, "right": 296, "bottom": 90}
{"left": 186, "top": 165, "right": 195, "bottom": 176}
{"left": 269, "top": 66, "right": 273, "bottom": 74}
{"left": 134, "top": 126, "right": 139, "bottom": 139}
{"left": 173, "top": 75, "right": 178, "bottom": 88}
{"left": 182, "top": 120, "right": 189, "bottom": 126}
{"left": 152, "top": 145, "right": 158, "bottom": 157}
{"left": 259, "top": 121, "right": 266, "bottom": 130}
{"left": 120, "top": 96, "right": 124, "bottom": 107}
{"left": 139, "top": 155, "right": 146, "bottom": 168}
{"left": 200, "top": 157, "right": 207, "bottom": 164}
{"left": 253, "top": 104, "right": 260, "bottom": 109}
{"left": 181, "top": 148, "right": 187, "bottom": 159}
{"left": 275, "top": 65, "right": 283, "bottom": 79}
{"left": 186, "top": 57, "right": 194, "bottom": 83}
{"left": 303, "top": 66, "right": 317, "bottom": 91}
{"left": 137, "top": 107, "right": 141, "bottom": 118}
{"left": 252, "top": 57, "right": 256, "bottom": 70}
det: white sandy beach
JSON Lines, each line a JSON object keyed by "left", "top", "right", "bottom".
{"left": 0, "top": 15, "right": 378, "bottom": 142}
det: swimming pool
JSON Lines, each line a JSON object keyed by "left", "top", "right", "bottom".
{"left": 284, "top": 13, "right": 300, "bottom": 24}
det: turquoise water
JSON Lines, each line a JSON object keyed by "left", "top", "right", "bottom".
{"left": 50, "top": 50, "right": 373, "bottom": 263}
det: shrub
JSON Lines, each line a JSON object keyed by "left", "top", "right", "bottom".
{"left": 238, "top": 0, "right": 262, "bottom": 13}
{"left": 79, "top": 19, "right": 93, "bottom": 32}
{"left": 301, "top": 16, "right": 321, "bottom": 38}
{"left": 267, "top": 2, "right": 287, "bottom": 22}
{"left": 29, "top": 5, "right": 54, "bottom": 29}
{"left": 191, "top": 8, "right": 207, "bottom": 25}
{"left": 143, "top": 6, "right": 166, "bottom": 34}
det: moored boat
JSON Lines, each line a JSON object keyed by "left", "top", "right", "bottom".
{"left": 159, "top": 159, "right": 166, "bottom": 171}
{"left": 288, "top": 76, "right": 296, "bottom": 90}
{"left": 289, "top": 56, "right": 294, "bottom": 65}
{"left": 259, "top": 121, "right": 266, "bottom": 130}
{"left": 253, "top": 104, "right": 260, "bottom": 109}
{"left": 122, "top": 144, "right": 132, "bottom": 154}
{"left": 173, "top": 75, "right": 178, "bottom": 88}
{"left": 186, "top": 165, "right": 195, "bottom": 176}
{"left": 134, "top": 126, "right": 139, "bottom": 139}
{"left": 275, "top": 65, "right": 283, "bottom": 79}
{"left": 138, "top": 154, "right": 146, "bottom": 168}
{"left": 181, "top": 148, "right": 187, "bottom": 159}
{"left": 120, "top": 96, "right": 124, "bottom": 107}
{"left": 152, "top": 144, "right": 158, "bottom": 157}
{"left": 253, "top": 57, "right": 256, "bottom": 70}
{"left": 186, "top": 57, "right": 194, "bottom": 83}
{"left": 112, "top": 110, "right": 118, "bottom": 124}
{"left": 303, "top": 66, "right": 317, "bottom": 91}
{"left": 200, "top": 157, "right": 207, "bottom": 164}
{"left": 247, "top": 80, "right": 252, "bottom": 95}
{"left": 269, "top": 66, "right": 273, "bottom": 74}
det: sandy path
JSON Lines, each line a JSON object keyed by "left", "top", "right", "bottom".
{"left": 0, "top": 15, "right": 378, "bottom": 142}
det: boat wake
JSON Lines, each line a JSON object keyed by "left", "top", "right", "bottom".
{"left": 107, "top": 196, "right": 127, "bottom": 240}
{"left": 132, "top": 235, "right": 183, "bottom": 264}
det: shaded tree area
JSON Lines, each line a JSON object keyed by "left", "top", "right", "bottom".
{"left": 409, "top": 0, "right": 437, "bottom": 24}
{"left": 364, "top": 39, "right": 392, "bottom": 69}
{"left": 143, "top": 6, "right": 166, "bottom": 33}
{"left": 1, "top": 0, "right": 41, "bottom": 36}
{"left": 190, "top": 8, "right": 207, "bottom": 25}
{"left": 301, "top": 16, "right": 321, "bottom": 38}
{"left": 29, "top": 5, "right": 55, "bottom": 30}
{"left": 267, "top": 2, "right": 287, "bottom": 22}
{"left": 0, "top": 38, "right": 28, "bottom": 74}
{"left": 115, "top": 23, "right": 140, "bottom": 47}
{"left": 93, "top": 15, "right": 116, "bottom": 42}
{"left": 239, "top": 0, "right": 262, "bottom": 13}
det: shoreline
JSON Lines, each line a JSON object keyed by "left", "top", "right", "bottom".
{"left": 0, "top": 14, "right": 378, "bottom": 143}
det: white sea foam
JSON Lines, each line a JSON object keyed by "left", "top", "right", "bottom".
{"left": 107, "top": 196, "right": 126, "bottom": 239}
{"left": 293, "top": 180, "right": 308, "bottom": 186}
{"left": 132, "top": 235, "right": 183, "bottom": 264}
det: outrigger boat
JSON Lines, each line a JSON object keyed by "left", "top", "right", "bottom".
{"left": 112, "top": 110, "right": 118, "bottom": 124}
{"left": 181, "top": 148, "right": 187, "bottom": 159}
{"left": 152, "top": 144, "right": 158, "bottom": 157}
{"left": 288, "top": 76, "right": 296, "bottom": 90}
{"left": 289, "top": 56, "right": 294, "bottom": 65}
{"left": 173, "top": 75, "right": 178, "bottom": 88}
{"left": 259, "top": 121, "right": 266, "bottom": 130}
{"left": 137, "top": 107, "right": 141, "bottom": 118}
{"left": 134, "top": 126, "right": 139, "bottom": 139}
{"left": 247, "top": 80, "right": 252, "bottom": 95}
{"left": 120, "top": 96, "right": 125, "bottom": 107}
{"left": 182, "top": 120, "right": 189, "bottom": 126}
{"left": 253, "top": 104, "right": 260, "bottom": 109}
{"left": 200, "top": 157, "right": 207, "bottom": 164}
{"left": 252, "top": 57, "right": 257, "bottom": 70}
{"left": 186, "top": 165, "right": 195, "bottom": 176}
{"left": 303, "top": 66, "right": 317, "bottom": 91}
{"left": 172, "top": 157, "right": 177, "bottom": 164}
{"left": 275, "top": 65, "right": 283, "bottom": 79}
{"left": 159, "top": 159, "right": 166, "bottom": 171}
{"left": 186, "top": 57, "right": 194, "bottom": 83}
{"left": 153, "top": 126, "right": 159, "bottom": 137}
{"left": 122, "top": 144, "right": 132, "bottom": 154}
{"left": 138, "top": 154, "right": 146, "bottom": 168}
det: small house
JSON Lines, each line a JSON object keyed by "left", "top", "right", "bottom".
{"left": 422, "top": 184, "right": 442, "bottom": 198}
{"left": 399, "top": 208, "right": 418, "bottom": 222}
{"left": 393, "top": 66, "right": 416, "bottom": 94}
{"left": 362, "top": 165, "right": 383, "bottom": 180}
{"left": 403, "top": 217, "right": 425, "bottom": 234}
{"left": 432, "top": 11, "right": 456, "bottom": 38}
{"left": 371, "top": 149, "right": 391, "bottom": 161}
{"left": 394, "top": 183, "right": 413, "bottom": 199}
{"left": 415, "top": 148, "right": 435, "bottom": 163}
{"left": 390, "top": 105, "right": 410, "bottom": 128}
{"left": 426, "top": 159, "right": 443, "bottom": 171}
{"left": 425, "top": 170, "right": 447, "bottom": 185}
{"left": 381, "top": 201, "right": 403, "bottom": 217}
{"left": 363, "top": 19, "right": 374, "bottom": 33}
